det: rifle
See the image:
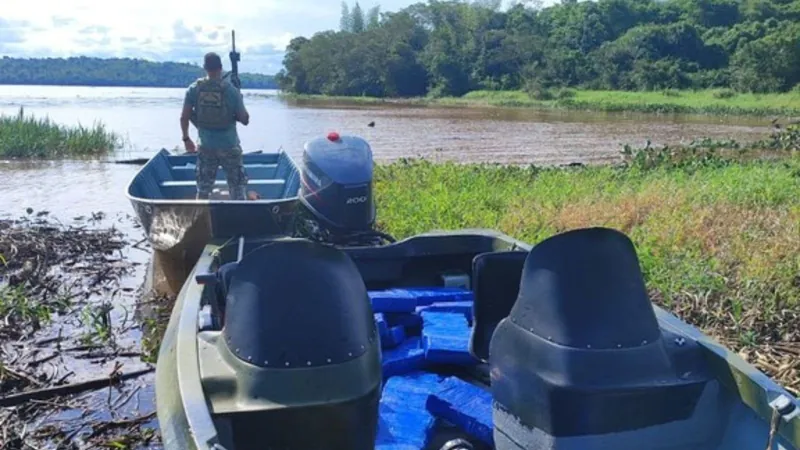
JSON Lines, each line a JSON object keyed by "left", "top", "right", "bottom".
{"left": 228, "top": 30, "right": 241, "bottom": 89}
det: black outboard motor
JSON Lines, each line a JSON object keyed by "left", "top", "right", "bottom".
{"left": 488, "top": 228, "right": 713, "bottom": 449}
{"left": 295, "top": 132, "right": 395, "bottom": 246}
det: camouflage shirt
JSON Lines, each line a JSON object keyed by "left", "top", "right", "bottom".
{"left": 184, "top": 78, "right": 246, "bottom": 150}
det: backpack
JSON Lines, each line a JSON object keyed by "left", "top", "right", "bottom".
{"left": 194, "top": 78, "right": 235, "bottom": 130}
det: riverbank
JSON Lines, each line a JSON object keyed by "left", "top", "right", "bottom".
{"left": 281, "top": 88, "right": 800, "bottom": 117}
{"left": 0, "top": 107, "right": 121, "bottom": 158}
{"left": 374, "top": 136, "right": 800, "bottom": 395}
{"left": 0, "top": 213, "right": 157, "bottom": 448}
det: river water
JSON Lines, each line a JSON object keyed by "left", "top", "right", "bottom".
{"left": 0, "top": 84, "right": 773, "bottom": 225}
{"left": 0, "top": 84, "right": 775, "bottom": 445}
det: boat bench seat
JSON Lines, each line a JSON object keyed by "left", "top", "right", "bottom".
{"left": 171, "top": 163, "right": 279, "bottom": 171}
{"left": 160, "top": 179, "right": 286, "bottom": 187}
{"left": 160, "top": 179, "right": 287, "bottom": 199}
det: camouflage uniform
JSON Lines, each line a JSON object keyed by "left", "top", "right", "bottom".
{"left": 196, "top": 145, "right": 248, "bottom": 200}
{"left": 183, "top": 77, "right": 248, "bottom": 200}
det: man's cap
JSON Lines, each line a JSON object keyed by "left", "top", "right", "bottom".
{"left": 204, "top": 52, "right": 223, "bottom": 71}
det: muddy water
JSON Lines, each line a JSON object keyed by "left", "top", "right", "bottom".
{"left": 0, "top": 84, "right": 774, "bottom": 228}
{"left": 0, "top": 85, "right": 774, "bottom": 446}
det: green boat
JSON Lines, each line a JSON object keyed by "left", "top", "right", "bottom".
{"left": 154, "top": 227, "right": 799, "bottom": 450}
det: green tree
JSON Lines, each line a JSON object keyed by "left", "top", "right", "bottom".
{"left": 341, "top": 2, "right": 353, "bottom": 31}
{"left": 0, "top": 56, "right": 277, "bottom": 89}
{"left": 729, "top": 23, "right": 800, "bottom": 92}
{"left": 276, "top": 0, "right": 800, "bottom": 97}
{"left": 352, "top": 2, "right": 366, "bottom": 33}
{"left": 367, "top": 5, "right": 382, "bottom": 29}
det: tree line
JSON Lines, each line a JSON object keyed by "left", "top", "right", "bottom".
{"left": 0, "top": 57, "right": 277, "bottom": 89}
{"left": 276, "top": 0, "right": 800, "bottom": 97}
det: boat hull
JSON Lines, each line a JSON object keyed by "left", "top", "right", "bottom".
{"left": 126, "top": 149, "right": 301, "bottom": 296}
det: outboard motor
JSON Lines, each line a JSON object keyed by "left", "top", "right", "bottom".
{"left": 217, "top": 238, "right": 381, "bottom": 450}
{"left": 294, "top": 132, "right": 395, "bottom": 246}
{"left": 488, "top": 228, "right": 713, "bottom": 450}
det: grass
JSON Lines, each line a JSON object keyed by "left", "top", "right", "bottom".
{"left": 373, "top": 130, "right": 800, "bottom": 395}
{"left": 452, "top": 89, "right": 800, "bottom": 116}
{"left": 0, "top": 106, "right": 121, "bottom": 158}
{"left": 281, "top": 88, "right": 800, "bottom": 117}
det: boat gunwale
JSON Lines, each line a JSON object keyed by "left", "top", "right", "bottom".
{"left": 653, "top": 306, "right": 800, "bottom": 447}
{"left": 172, "top": 243, "right": 225, "bottom": 450}
{"left": 123, "top": 148, "right": 301, "bottom": 206}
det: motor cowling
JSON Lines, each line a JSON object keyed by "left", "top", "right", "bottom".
{"left": 299, "top": 132, "right": 376, "bottom": 235}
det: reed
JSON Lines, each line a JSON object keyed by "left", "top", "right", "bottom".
{"left": 0, "top": 107, "right": 121, "bottom": 158}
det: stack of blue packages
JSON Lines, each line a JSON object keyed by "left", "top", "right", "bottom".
{"left": 371, "top": 287, "right": 493, "bottom": 447}
{"left": 372, "top": 287, "right": 477, "bottom": 377}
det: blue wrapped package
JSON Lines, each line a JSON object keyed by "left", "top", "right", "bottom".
{"left": 382, "top": 337, "right": 425, "bottom": 379}
{"left": 377, "top": 372, "right": 444, "bottom": 449}
{"left": 421, "top": 312, "right": 476, "bottom": 365}
{"left": 426, "top": 376, "right": 494, "bottom": 446}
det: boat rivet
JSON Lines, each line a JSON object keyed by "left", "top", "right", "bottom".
{"left": 675, "top": 337, "right": 686, "bottom": 346}
{"left": 247, "top": 356, "right": 252, "bottom": 361}
{"left": 348, "top": 352, "right": 353, "bottom": 357}
{"left": 264, "top": 361, "right": 269, "bottom": 365}
{"left": 327, "top": 358, "right": 332, "bottom": 363}
{"left": 641, "top": 340, "right": 648, "bottom": 345}
{"left": 307, "top": 361, "right": 312, "bottom": 366}
{"left": 361, "top": 345, "right": 365, "bottom": 350}
{"left": 586, "top": 345, "right": 592, "bottom": 349}
{"left": 285, "top": 362, "right": 290, "bottom": 367}
{"left": 617, "top": 344, "right": 622, "bottom": 348}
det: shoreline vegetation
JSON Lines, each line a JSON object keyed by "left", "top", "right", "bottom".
{"left": 277, "top": 0, "right": 800, "bottom": 120}
{"left": 0, "top": 107, "right": 121, "bottom": 158}
{"left": 0, "top": 57, "right": 277, "bottom": 89}
{"left": 280, "top": 88, "right": 800, "bottom": 117}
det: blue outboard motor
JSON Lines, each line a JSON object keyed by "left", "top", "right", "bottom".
{"left": 296, "top": 132, "right": 395, "bottom": 246}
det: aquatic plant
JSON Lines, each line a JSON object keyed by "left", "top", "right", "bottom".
{"left": 0, "top": 106, "right": 122, "bottom": 158}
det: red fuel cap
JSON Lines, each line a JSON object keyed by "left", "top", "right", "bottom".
{"left": 327, "top": 131, "right": 340, "bottom": 142}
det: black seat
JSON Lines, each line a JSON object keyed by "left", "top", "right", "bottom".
{"left": 223, "top": 239, "right": 377, "bottom": 368}
{"left": 490, "top": 227, "right": 709, "bottom": 445}
{"left": 214, "top": 260, "right": 238, "bottom": 320}
{"left": 468, "top": 250, "right": 528, "bottom": 363}
{"left": 221, "top": 238, "right": 381, "bottom": 450}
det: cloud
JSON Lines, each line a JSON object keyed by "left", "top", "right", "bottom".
{"left": 0, "top": 18, "right": 27, "bottom": 45}
{"left": 0, "top": 0, "right": 560, "bottom": 74}
{"left": 51, "top": 16, "right": 76, "bottom": 28}
{"left": 79, "top": 25, "right": 112, "bottom": 35}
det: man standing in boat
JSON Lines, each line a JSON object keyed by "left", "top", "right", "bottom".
{"left": 180, "top": 52, "right": 250, "bottom": 200}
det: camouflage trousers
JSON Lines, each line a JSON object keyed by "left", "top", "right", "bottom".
{"left": 196, "top": 145, "right": 248, "bottom": 200}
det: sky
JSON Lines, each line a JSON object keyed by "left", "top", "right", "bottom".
{"left": 0, "top": 0, "right": 552, "bottom": 75}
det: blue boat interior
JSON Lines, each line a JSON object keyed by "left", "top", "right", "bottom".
{"left": 193, "top": 229, "right": 799, "bottom": 450}
{"left": 127, "top": 149, "right": 300, "bottom": 200}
